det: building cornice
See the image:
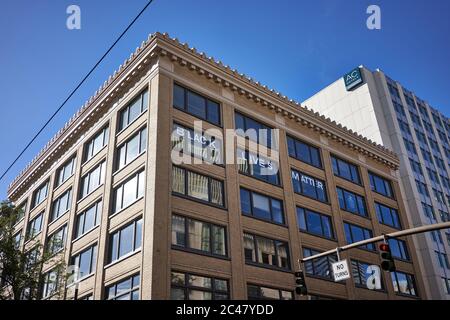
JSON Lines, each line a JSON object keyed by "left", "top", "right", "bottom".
{"left": 7, "top": 32, "right": 399, "bottom": 200}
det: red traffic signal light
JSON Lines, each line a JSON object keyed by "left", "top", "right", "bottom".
{"left": 379, "top": 242, "right": 396, "bottom": 272}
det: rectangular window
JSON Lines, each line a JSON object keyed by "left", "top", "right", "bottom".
{"left": 240, "top": 188, "right": 284, "bottom": 224}
{"left": 112, "top": 170, "right": 145, "bottom": 213}
{"left": 247, "top": 284, "right": 293, "bottom": 300}
{"left": 26, "top": 212, "right": 43, "bottom": 239}
{"left": 16, "top": 201, "right": 27, "bottom": 222}
{"left": 71, "top": 244, "right": 97, "bottom": 281}
{"left": 287, "top": 136, "right": 322, "bottom": 168}
{"left": 237, "top": 148, "right": 280, "bottom": 185}
{"left": 108, "top": 218, "right": 142, "bottom": 263}
{"left": 343, "top": 222, "right": 375, "bottom": 251}
{"left": 436, "top": 251, "right": 450, "bottom": 269}
{"left": 351, "top": 260, "right": 384, "bottom": 290}
{"left": 388, "top": 238, "right": 410, "bottom": 261}
{"left": 336, "top": 187, "right": 367, "bottom": 217}
{"left": 50, "top": 188, "right": 72, "bottom": 222}
{"left": 106, "top": 274, "right": 140, "bottom": 300}
{"left": 291, "top": 169, "right": 327, "bottom": 203}
{"left": 84, "top": 126, "right": 109, "bottom": 163}
{"left": 118, "top": 90, "right": 148, "bottom": 131}
{"left": 442, "top": 278, "right": 450, "bottom": 295}
{"left": 75, "top": 200, "right": 102, "bottom": 238}
{"left": 331, "top": 155, "right": 360, "bottom": 184}
{"left": 303, "top": 247, "right": 337, "bottom": 280}
{"left": 172, "top": 122, "right": 223, "bottom": 165}
{"left": 391, "top": 271, "right": 418, "bottom": 296}
{"left": 32, "top": 181, "right": 49, "bottom": 208}
{"left": 173, "top": 84, "right": 221, "bottom": 126}
{"left": 369, "top": 172, "right": 394, "bottom": 198}
{"left": 243, "top": 233, "right": 290, "bottom": 270}
{"left": 297, "top": 207, "right": 334, "bottom": 239}
{"left": 42, "top": 269, "right": 59, "bottom": 298}
{"left": 170, "top": 271, "right": 229, "bottom": 300}
{"left": 171, "top": 214, "right": 227, "bottom": 257}
{"left": 375, "top": 202, "right": 401, "bottom": 229}
{"left": 55, "top": 156, "right": 76, "bottom": 188}
{"left": 116, "top": 127, "right": 147, "bottom": 170}
{"left": 14, "top": 231, "right": 22, "bottom": 249}
{"left": 235, "top": 112, "right": 274, "bottom": 148}
{"left": 47, "top": 225, "right": 67, "bottom": 255}
{"left": 172, "top": 166, "right": 224, "bottom": 207}
{"left": 79, "top": 160, "right": 106, "bottom": 199}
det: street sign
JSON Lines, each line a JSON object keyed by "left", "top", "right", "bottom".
{"left": 332, "top": 259, "right": 351, "bottom": 282}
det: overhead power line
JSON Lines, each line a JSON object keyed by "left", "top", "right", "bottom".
{"left": 0, "top": 0, "right": 155, "bottom": 183}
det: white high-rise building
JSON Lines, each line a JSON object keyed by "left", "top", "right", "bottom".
{"left": 304, "top": 66, "right": 450, "bottom": 299}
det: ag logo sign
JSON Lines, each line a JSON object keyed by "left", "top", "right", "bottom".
{"left": 344, "top": 67, "right": 363, "bottom": 91}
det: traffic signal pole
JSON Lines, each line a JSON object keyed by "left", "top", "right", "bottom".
{"left": 299, "top": 221, "right": 450, "bottom": 264}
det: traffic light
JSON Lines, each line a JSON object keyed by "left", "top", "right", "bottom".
{"left": 379, "top": 242, "right": 396, "bottom": 272}
{"left": 294, "top": 271, "right": 308, "bottom": 296}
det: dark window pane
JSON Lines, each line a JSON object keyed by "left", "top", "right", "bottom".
{"left": 187, "top": 91, "right": 206, "bottom": 119}
{"left": 173, "top": 85, "right": 185, "bottom": 109}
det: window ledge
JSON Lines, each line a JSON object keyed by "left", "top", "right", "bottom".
{"left": 104, "top": 249, "right": 142, "bottom": 269}
{"left": 109, "top": 196, "right": 144, "bottom": 219}
{"left": 77, "top": 184, "right": 105, "bottom": 204}
{"left": 115, "top": 110, "right": 148, "bottom": 137}
{"left": 171, "top": 245, "right": 230, "bottom": 261}
{"left": 72, "top": 225, "right": 100, "bottom": 243}
{"left": 112, "top": 151, "right": 147, "bottom": 177}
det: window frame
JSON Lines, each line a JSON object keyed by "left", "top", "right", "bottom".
{"left": 243, "top": 232, "right": 291, "bottom": 271}
{"left": 247, "top": 284, "right": 293, "bottom": 300}
{"left": 50, "top": 188, "right": 72, "bottom": 223}
{"left": 171, "top": 166, "right": 225, "bottom": 208}
{"left": 83, "top": 126, "right": 109, "bottom": 163}
{"left": 117, "top": 89, "right": 149, "bottom": 132}
{"left": 330, "top": 155, "right": 361, "bottom": 185}
{"left": 287, "top": 135, "right": 323, "bottom": 169}
{"left": 170, "top": 271, "right": 229, "bottom": 300}
{"left": 369, "top": 172, "right": 395, "bottom": 199}
{"left": 236, "top": 148, "right": 281, "bottom": 186}
{"left": 336, "top": 187, "right": 368, "bottom": 217}
{"left": 55, "top": 156, "right": 76, "bottom": 188}
{"left": 79, "top": 160, "right": 106, "bottom": 199}
{"left": 75, "top": 199, "right": 102, "bottom": 239}
{"left": 234, "top": 111, "right": 274, "bottom": 149}
{"left": 375, "top": 202, "right": 402, "bottom": 229}
{"left": 106, "top": 273, "right": 140, "bottom": 300}
{"left": 31, "top": 180, "right": 49, "bottom": 209}
{"left": 351, "top": 259, "right": 385, "bottom": 291}
{"left": 108, "top": 218, "right": 142, "bottom": 264}
{"left": 172, "top": 122, "right": 224, "bottom": 166}
{"left": 343, "top": 222, "right": 375, "bottom": 251}
{"left": 112, "top": 169, "right": 145, "bottom": 214}
{"left": 171, "top": 214, "right": 228, "bottom": 258}
{"left": 173, "top": 83, "right": 222, "bottom": 127}
{"left": 239, "top": 187, "right": 285, "bottom": 225}
{"left": 46, "top": 224, "right": 68, "bottom": 255}
{"left": 391, "top": 271, "right": 418, "bottom": 297}
{"left": 296, "top": 206, "right": 335, "bottom": 240}
{"left": 70, "top": 243, "right": 98, "bottom": 282}
{"left": 115, "top": 126, "right": 147, "bottom": 171}
{"left": 291, "top": 168, "right": 328, "bottom": 203}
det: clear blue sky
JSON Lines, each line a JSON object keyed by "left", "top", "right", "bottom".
{"left": 1, "top": 0, "right": 449, "bottom": 200}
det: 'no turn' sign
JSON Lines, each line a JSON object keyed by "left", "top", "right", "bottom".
{"left": 332, "top": 259, "right": 351, "bottom": 282}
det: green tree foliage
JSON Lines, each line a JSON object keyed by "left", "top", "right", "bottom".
{"left": 0, "top": 201, "right": 67, "bottom": 300}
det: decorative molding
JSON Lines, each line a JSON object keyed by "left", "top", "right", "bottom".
{"left": 7, "top": 32, "right": 400, "bottom": 201}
